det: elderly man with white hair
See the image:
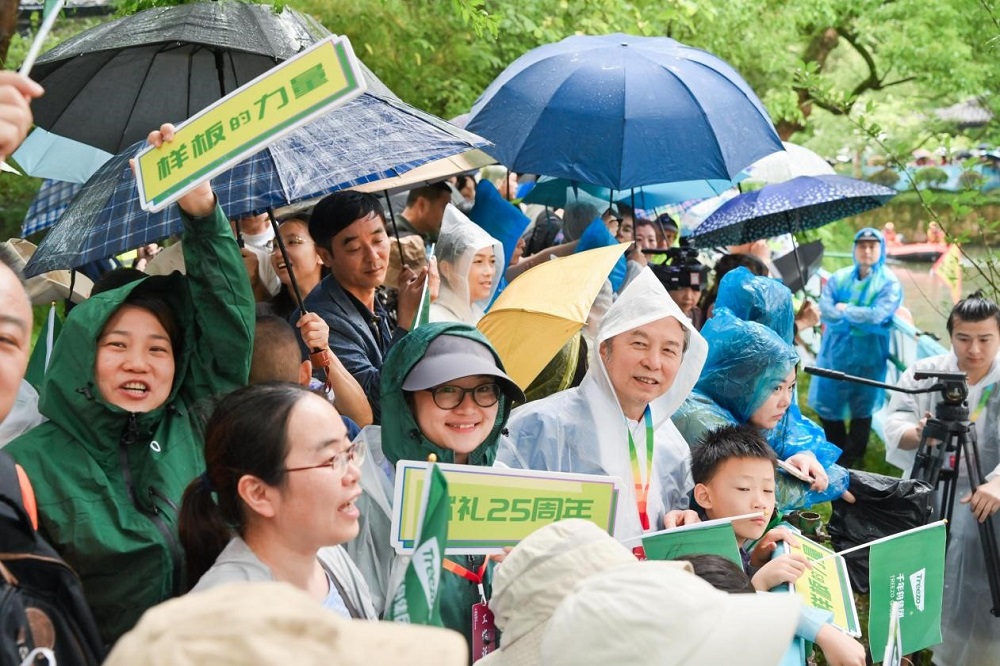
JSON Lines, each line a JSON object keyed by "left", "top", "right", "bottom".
{"left": 498, "top": 268, "right": 708, "bottom": 540}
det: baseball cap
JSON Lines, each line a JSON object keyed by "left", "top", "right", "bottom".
{"left": 402, "top": 334, "right": 525, "bottom": 402}
{"left": 854, "top": 228, "right": 881, "bottom": 242}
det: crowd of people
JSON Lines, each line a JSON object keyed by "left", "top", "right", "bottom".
{"left": 1, "top": 69, "right": 999, "bottom": 666}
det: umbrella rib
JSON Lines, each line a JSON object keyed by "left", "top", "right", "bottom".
{"left": 119, "top": 43, "right": 171, "bottom": 153}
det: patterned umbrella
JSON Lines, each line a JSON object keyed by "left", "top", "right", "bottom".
{"left": 23, "top": 72, "right": 493, "bottom": 277}
{"left": 687, "top": 175, "right": 897, "bottom": 248}
{"left": 21, "top": 179, "right": 82, "bottom": 237}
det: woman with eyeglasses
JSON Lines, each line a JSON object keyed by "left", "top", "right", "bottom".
{"left": 347, "top": 322, "right": 524, "bottom": 651}
{"left": 178, "top": 382, "right": 376, "bottom": 619}
{"left": 267, "top": 214, "right": 329, "bottom": 320}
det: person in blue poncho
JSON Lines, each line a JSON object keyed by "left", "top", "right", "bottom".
{"left": 807, "top": 228, "right": 903, "bottom": 467}
{"left": 672, "top": 308, "right": 843, "bottom": 512}
{"left": 709, "top": 267, "right": 851, "bottom": 507}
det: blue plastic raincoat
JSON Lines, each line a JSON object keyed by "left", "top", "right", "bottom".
{"left": 807, "top": 228, "right": 903, "bottom": 420}
{"left": 695, "top": 267, "right": 849, "bottom": 507}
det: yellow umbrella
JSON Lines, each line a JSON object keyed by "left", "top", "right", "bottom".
{"left": 478, "top": 243, "right": 629, "bottom": 389}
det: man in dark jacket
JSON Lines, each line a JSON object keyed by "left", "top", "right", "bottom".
{"left": 302, "top": 191, "right": 428, "bottom": 423}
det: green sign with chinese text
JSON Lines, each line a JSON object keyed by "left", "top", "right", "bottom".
{"left": 391, "top": 462, "right": 621, "bottom": 555}
{"left": 134, "top": 35, "right": 366, "bottom": 212}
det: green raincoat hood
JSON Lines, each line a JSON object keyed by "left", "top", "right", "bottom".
{"left": 39, "top": 273, "right": 197, "bottom": 443}
{"left": 379, "top": 322, "right": 517, "bottom": 467}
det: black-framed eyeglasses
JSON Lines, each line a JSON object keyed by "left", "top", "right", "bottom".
{"left": 264, "top": 237, "right": 315, "bottom": 253}
{"left": 427, "top": 383, "right": 500, "bottom": 410}
{"left": 285, "top": 440, "right": 367, "bottom": 474}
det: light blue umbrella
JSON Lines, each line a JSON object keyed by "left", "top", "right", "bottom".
{"left": 12, "top": 129, "right": 113, "bottom": 184}
{"left": 466, "top": 33, "right": 782, "bottom": 190}
{"left": 521, "top": 175, "right": 743, "bottom": 209}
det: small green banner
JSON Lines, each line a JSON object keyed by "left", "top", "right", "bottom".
{"left": 386, "top": 464, "right": 448, "bottom": 626}
{"left": 639, "top": 515, "right": 743, "bottom": 566}
{"left": 391, "top": 462, "right": 621, "bottom": 554}
{"left": 134, "top": 35, "right": 366, "bottom": 212}
{"left": 868, "top": 521, "right": 946, "bottom": 655}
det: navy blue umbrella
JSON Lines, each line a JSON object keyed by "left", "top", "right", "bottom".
{"left": 23, "top": 82, "right": 493, "bottom": 277}
{"left": 465, "top": 33, "right": 782, "bottom": 190}
{"left": 687, "top": 175, "right": 898, "bottom": 249}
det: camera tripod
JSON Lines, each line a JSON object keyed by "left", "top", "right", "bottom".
{"left": 805, "top": 366, "right": 1000, "bottom": 616}
{"left": 909, "top": 371, "right": 1000, "bottom": 616}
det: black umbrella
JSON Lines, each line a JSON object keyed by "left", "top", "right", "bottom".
{"left": 772, "top": 240, "right": 824, "bottom": 294}
{"left": 28, "top": 2, "right": 328, "bottom": 153}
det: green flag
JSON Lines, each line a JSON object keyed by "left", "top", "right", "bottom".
{"left": 43, "top": 0, "right": 62, "bottom": 19}
{"left": 640, "top": 515, "right": 743, "bottom": 566}
{"left": 386, "top": 464, "right": 449, "bottom": 625}
{"left": 25, "top": 303, "right": 62, "bottom": 390}
{"left": 868, "top": 521, "right": 946, "bottom": 655}
{"left": 409, "top": 243, "right": 435, "bottom": 331}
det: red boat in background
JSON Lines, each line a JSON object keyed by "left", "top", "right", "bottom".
{"left": 885, "top": 241, "right": 949, "bottom": 263}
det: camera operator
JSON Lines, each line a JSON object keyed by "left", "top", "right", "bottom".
{"left": 649, "top": 245, "right": 708, "bottom": 330}
{"left": 883, "top": 291, "right": 1000, "bottom": 666}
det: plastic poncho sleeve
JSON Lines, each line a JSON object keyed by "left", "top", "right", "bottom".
{"left": 840, "top": 277, "right": 903, "bottom": 327}
{"left": 179, "top": 202, "right": 256, "bottom": 397}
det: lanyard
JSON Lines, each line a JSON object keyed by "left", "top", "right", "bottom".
{"left": 626, "top": 407, "right": 655, "bottom": 531}
{"left": 443, "top": 557, "right": 490, "bottom": 602}
{"left": 972, "top": 383, "right": 997, "bottom": 422}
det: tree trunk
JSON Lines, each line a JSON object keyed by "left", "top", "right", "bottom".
{"left": 776, "top": 27, "right": 840, "bottom": 139}
{"left": 0, "top": 0, "right": 18, "bottom": 65}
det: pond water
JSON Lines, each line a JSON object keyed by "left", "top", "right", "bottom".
{"left": 888, "top": 248, "right": 996, "bottom": 342}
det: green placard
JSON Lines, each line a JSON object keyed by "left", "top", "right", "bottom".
{"left": 134, "top": 35, "right": 366, "bottom": 212}
{"left": 868, "top": 521, "right": 946, "bottom": 655}
{"left": 391, "top": 462, "right": 621, "bottom": 554}
{"left": 641, "top": 517, "right": 743, "bottom": 566}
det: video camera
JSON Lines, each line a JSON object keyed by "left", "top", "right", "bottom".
{"left": 646, "top": 246, "right": 708, "bottom": 291}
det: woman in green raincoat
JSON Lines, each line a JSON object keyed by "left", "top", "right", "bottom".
{"left": 6, "top": 125, "right": 255, "bottom": 644}
{"left": 346, "top": 322, "right": 523, "bottom": 651}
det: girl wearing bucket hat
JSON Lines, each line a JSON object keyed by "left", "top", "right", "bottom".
{"left": 346, "top": 322, "right": 525, "bottom": 655}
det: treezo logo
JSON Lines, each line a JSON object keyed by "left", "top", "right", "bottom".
{"left": 909, "top": 568, "right": 926, "bottom": 612}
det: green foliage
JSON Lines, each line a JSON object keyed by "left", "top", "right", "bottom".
{"left": 912, "top": 166, "right": 949, "bottom": 188}
{"left": 958, "top": 169, "right": 986, "bottom": 189}
{"left": 865, "top": 168, "right": 900, "bottom": 187}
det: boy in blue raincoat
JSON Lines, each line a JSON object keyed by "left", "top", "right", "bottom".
{"left": 807, "top": 228, "right": 902, "bottom": 467}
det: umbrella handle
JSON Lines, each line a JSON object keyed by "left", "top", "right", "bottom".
{"left": 268, "top": 209, "right": 333, "bottom": 389}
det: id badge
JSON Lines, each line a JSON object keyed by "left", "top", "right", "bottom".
{"left": 471, "top": 602, "right": 499, "bottom": 659}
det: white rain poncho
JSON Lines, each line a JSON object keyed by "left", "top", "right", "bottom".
{"left": 430, "top": 205, "right": 504, "bottom": 325}
{"left": 882, "top": 351, "right": 1000, "bottom": 666}
{"left": 498, "top": 268, "right": 708, "bottom": 540}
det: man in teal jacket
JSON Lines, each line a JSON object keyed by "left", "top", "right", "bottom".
{"left": 7, "top": 125, "right": 255, "bottom": 644}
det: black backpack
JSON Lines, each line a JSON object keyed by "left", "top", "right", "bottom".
{"left": 0, "top": 451, "right": 105, "bottom": 665}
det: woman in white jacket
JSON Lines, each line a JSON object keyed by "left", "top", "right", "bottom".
{"left": 178, "top": 382, "right": 376, "bottom": 619}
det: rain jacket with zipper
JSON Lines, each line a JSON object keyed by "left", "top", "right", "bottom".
{"left": 7, "top": 204, "right": 255, "bottom": 645}
{"left": 498, "top": 268, "right": 708, "bottom": 540}
{"left": 346, "top": 322, "right": 516, "bottom": 649}
{"left": 807, "top": 228, "right": 903, "bottom": 420}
